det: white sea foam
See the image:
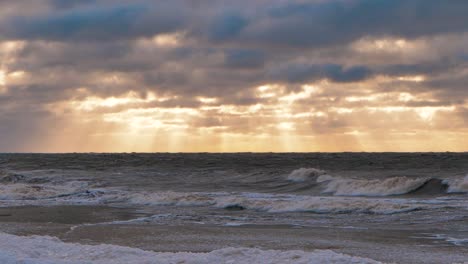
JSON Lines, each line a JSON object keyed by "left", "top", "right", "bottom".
{"left": 0, "top": 181, "right": 89, "bottom": 200}
{"left": 0, "top": 177, "right": 114, "bottom": 207}
{"left": 0, "top": 182, "right": 106, "bottom": 208}
{"left": 0, "top": 232, "right": 383, "bottom": 264}
{"left": 318, "top": 176, "right": 429, "bottom": 196}
{"left": 316, "top": 174, "right": 335, "bottom": 183}
{"left": 425, "top": 233, "right": 468, "bottom": 246}
{"left": 127, "top": 191, "right": 220, "bottom": 207}
{"left": 444, "top": 175, "right": 468, "bottom": 193}
{"left": 287, "top": 168, "right": 328, "bottom": 182}
{"left": 214, "top": 194, "right": 427, "bottom": 214}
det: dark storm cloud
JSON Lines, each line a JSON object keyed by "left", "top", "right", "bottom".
{"left": 381, "top": 61, "right": 463, "bottom": 78}
{"left": 3, "top": 2, "right": 186, "bottom": 42}
{"left": 208, "top": 12, "right": 249, "bottom": 42}
{"left": 223, "top": 49, "right": 265, "bottom": 69}
{"left": 50, "top": 0, "right": 97, "bottom": 9}
{"left": 2, "top": 0, "right": 467, "bottom": 44}
{"left": 239, "top": 0, "right": 468, "bottom": 48}
{"left": 270, "top": 64, "right": 373, "bottom": 83}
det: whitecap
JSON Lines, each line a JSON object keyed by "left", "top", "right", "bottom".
{"left": 318, "top": 176, "right": 429, "bottom": 196}
{"left": 287, "top": 168, "right": 328, "bottom": 182}
{"left": 444, "top": 175, "right": 468, "bottom": 193}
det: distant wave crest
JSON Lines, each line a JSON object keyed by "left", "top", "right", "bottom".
{"left": 318, "top": 176, "right": 431, "bottom": 196}
{"left": 287, "top": 168, "right": 328, "bottom": 182}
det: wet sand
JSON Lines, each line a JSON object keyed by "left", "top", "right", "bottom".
{"left": 0, "top": 205, "right": 466, "bottom": 264}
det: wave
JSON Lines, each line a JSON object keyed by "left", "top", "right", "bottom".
{"left": 285, "top": 168, "right": 451, "bottom": 197}
{"left": 0, "top": 181, "right": 91, "bottom": 200}
{"left": 0, "top": 177, "right": 462, "bottom": 215}
{"left": 318, "top": 175, "right": 468, "bottom": 196}
{"left": 214, "top": 195, "right": 425, "bottom": 214}
{"left": 126, "top": 191, "right": 454, "bottom": 214}
{"left": 285, "top": 168, "right": 467, "bottom": 197}
{"left": 0, "top": 181, "right": 431, "bottom": 214}
{"left": 444, "top": 175, "right": 468, "bottom": 193}
{"left": 0, "top": 232, "right": 382, "bottom": 264}
{"left": 426, "top": 233, "right": 468, "bottom": 247}
{"left": 0, "top": 172, "right": 109, "bottom": 207}
{"left": 0, "top": 169, "right": 465, "bottom": 214}
{"left": 287, "top": 168, "right": 328, "bottom": 182}
{"left": 0, "top": 171, "right": 26, "bottom": 183}
{"left": 318, "top": 176, "right": 435, "bottom": 196}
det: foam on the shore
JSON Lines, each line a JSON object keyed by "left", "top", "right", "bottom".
{"left": 0, "top": 232, "right": 383, "bottom": 264}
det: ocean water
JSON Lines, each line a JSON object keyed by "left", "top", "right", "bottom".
{"left": 0, "top": 153, "right": 467, "bottom": 263}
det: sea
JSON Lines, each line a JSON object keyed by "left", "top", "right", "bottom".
{"left": 0, "top": 153, "right": 466, "bottom": 263}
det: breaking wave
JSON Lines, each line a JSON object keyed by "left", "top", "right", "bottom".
{"left": 285, "top": 168, "right": 466, "bottom": 197}
{"left": 0, "top": 180, "right": 435, "bottom": 214}
{"left": 287, "top": 168, "right": 328, "bottom": 182}
{"left": 125, "top": 191, "right": 454, "bottom": 214}
{"left": 0, "top": 169, "right": 466, "bottom": 214}
{"left": 425, "top": 233, "right": 468, "bottom": 247}
{"left": 318, "top": 176, "right": 434, "bottom": 196}
{"left": 0, "top": 170, "right": 108, "bottom": 207}
{"left": 0, "top": 232, "right": 382, "bottom": 264}
{"left": 444, "top": 175, "right": 468, "bottom": 193}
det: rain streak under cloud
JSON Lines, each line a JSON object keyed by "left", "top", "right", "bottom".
{"left": 0, "top": 0, "right": 467, "bottom": 152}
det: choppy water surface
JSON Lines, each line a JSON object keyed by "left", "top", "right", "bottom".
{"left": 0, "top": 153, "right": 467, "bottom": 263}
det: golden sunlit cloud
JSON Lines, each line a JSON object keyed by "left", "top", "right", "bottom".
{"left": 397, "top": 75, "right": 426, "bottom": 82}
{"left": 0, "top": 70, "right": 5, "bottom": 86}
{"left": 352, "top": 37, "right": 422, "bottom": 54}
{"left": 345, "top": 94, "right": 380, "bottom": 102}
{"left": 279, "top": 85, "right": 320, "bottom": 104}
{"left": 34, "top": 76, "right": 466, "bottom": 153}
{"left": 367, "top": 106, "right": 455, "bottom": 121}
{"left": 0, "top": 70, "right": 5, "bottom": 94}
{"left": 0, "top": 41, "right": 25, "bottom": 54}
{"left": 197, "top": 97, "right": 218, "bottom": 104}
{"left": 151, "top": 32, "right": 185, "bottom": 47}
{"left": 70, "top": 91, "right": 172, "bottom": 111}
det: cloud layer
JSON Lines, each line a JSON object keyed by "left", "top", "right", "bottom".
{"left": 0, "top": 0, "right": 467, "bottom": 152}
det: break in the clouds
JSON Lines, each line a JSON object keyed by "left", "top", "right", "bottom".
{"left": 0, "top": 0, "right": 467, "bottom": 152}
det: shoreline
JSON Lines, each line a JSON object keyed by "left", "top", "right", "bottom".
{"left": 0, "top": 205, "right": 466, "bottom": 263}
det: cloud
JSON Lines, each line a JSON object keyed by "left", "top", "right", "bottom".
{"left": 0, "top": 0, "right": 467, "bottom": 151}
{"left": 3, "top": 2, "right": 186, "bottom": 42}
{"left": 50, "top": 0, "right": 97, "bottom": 9}
{"left": 224, "top": 49, "right": 265, "bottom": 69}
{"left": 238, "top": 0, "right": 468, "bottom": 48}
{"left": 2, "top": 0, "right": 466, "bottom": 45}
{"left": 208, "top": 12, "right": 249, "bottom": 41}
{"left": 270, "top": 64, "right": 373, "bottom": 83}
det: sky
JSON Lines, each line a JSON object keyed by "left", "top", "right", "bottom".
{"left": 0, "top": 0, "right": 467, "bottom": 152}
